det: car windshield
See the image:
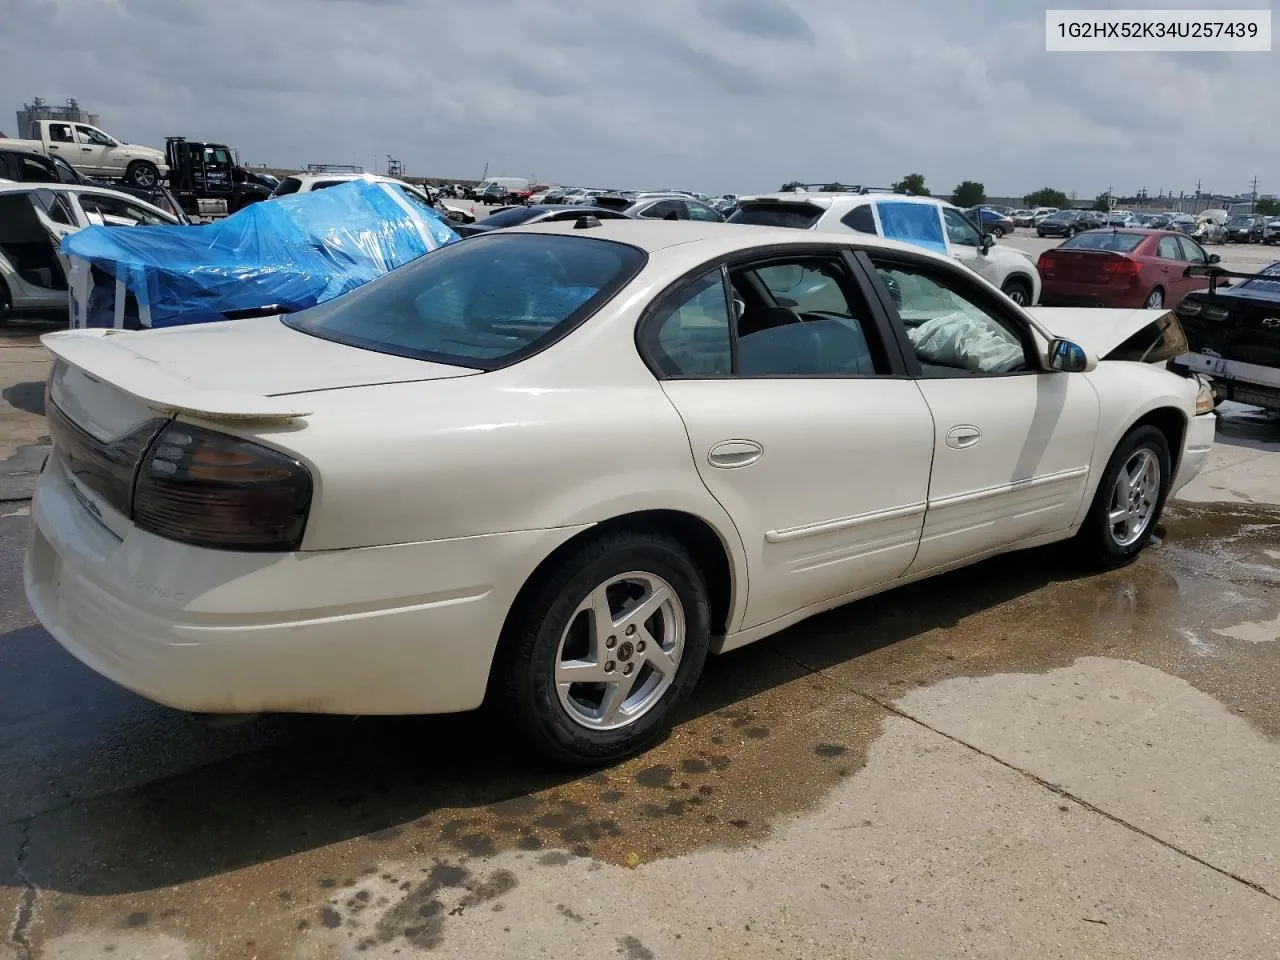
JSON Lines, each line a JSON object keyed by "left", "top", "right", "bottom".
{"left": 479, "top": 206, "right": 545, "bottom": 228}
{"left": 1061, "top": 232, "right": 1144, "bottom": 252}
{"left": 728, "top": 202, "right": 824, "bottom": 229}
{"left": 284, "top": 233, "right": 645, "bottom": 369}
{"left": 1228, "top": 217, "right": 1252, "bottom": 226}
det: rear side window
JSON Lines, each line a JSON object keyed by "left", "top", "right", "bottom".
{"left": 1156, "top": 236, "right": 1182, "bottom": 260}
{"left": 1061, "top": 232, "right": 1143, "bottom": 252}
{"left": 284, "top": 233, "right": 646, "bottom": 369}
{"left": 273, "top": 177, "right": 302, "bottom": 196}
{"left": 840, "top": 204, "right": 877, "bottom": 234}
{"left": 874, "top": 202, "right": 947, "bottom": 254}
{"left": 728, "top": 202, "right": 823, "bottom": 229}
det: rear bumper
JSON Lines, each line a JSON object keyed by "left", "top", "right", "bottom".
{"left": 24, "top": 459, "right": 584, "bottom": 715}
{"left": 1039, "top": 284, "right": 1145, "bottom": 309}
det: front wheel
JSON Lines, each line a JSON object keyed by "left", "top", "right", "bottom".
{"left": 497, "top": 530, "right": 711, "bottom": 765}
{"left": 1076, "top": 425, "right": 1171, "bottom": 567}
{"left": 125, "top": 161, "right": 159, "bottom": 188}
{"left": 992, "top": 226, "right": 1006, "bottom": 238}
{"left": 1064, "top": 227, "right": 1075, "bottom": 238}
{"left": 1001, "top": 277, "right": 1031, "bottom": 306}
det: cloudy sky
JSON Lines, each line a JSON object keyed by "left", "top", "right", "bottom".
{"left": 1, "top": 0, "right": 1275, "bottom": 199}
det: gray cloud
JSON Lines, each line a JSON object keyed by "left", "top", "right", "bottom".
{"left": 702, "top": 0, "right": 812, "bottom": 41}
{"left": 1, "top": 0, "right": 1276, "bottom": 198}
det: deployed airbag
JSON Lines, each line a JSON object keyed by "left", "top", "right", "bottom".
{"left": 907, "top": 311, "right": 1024, "bottom": 372}
{"left": 60, "top": 179, "right": 459, "bottom": 329}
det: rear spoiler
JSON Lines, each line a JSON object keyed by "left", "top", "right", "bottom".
{"left": 1183, "top": 263, "right": 1263, "bottom": 293}
{"left": 42, "top": 329, "right": 313, "bottom": 422}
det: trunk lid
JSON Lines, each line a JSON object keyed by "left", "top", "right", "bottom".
{"left": 42, "top": 318, "right": 477, "bottom": 421}
{"left": 1038, "top": 248, "right": 1130, "bottom": 285}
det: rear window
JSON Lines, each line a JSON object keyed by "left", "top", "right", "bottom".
{"left": 273, "top": 177, "right": 302, "bottom": 196}
{"left": 1061, "top": 232, "right": 1144, "bottom": 252}
{"left": 479, "top": 206, "right": 544, "bottom": 228}
{"left": 728, "top": 201, "right": 824, "bottom": 229}
{"left": 283, "top": 233, "right": 646, "bottom": 369}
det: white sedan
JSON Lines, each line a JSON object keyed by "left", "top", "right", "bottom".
{"left": 25, "top": 220, "right": 1216, "bottom": 764}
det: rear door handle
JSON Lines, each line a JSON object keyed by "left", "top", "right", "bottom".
{"left": 945, "top": 425, "right": 982, "bottom": 449}
{"left": 708, "top": 439, "right": 763, "bottom": 469}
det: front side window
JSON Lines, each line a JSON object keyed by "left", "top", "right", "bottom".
{"left": 686, "top": 201, "right": 722, "bottom": 222}
{"left": 51, "top": 157, "right": 81, "bottom": 184}
{"left": 872, "top": 260, "right": 1028, "bottom": 375}
{"left": 77, "top": 193, "right": 170, "bottom": 225}
{"left": 942, "top": 207, "right": 982, "bottom": 247}
{"left": 75, "top": 125, "right": 114, "bottom": 147}
{"left": 1177, "top": 236, "right": 1207, "bottom": 264}
{"left": 273, "top": 177, "right": 302, "bottom": 196}
{"left": 285, "top": 233, "right": 645, "bottom": 368}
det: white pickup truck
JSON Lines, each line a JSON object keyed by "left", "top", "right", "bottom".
{"left": 0, "top": 119, "right": 168, "bottom": 188}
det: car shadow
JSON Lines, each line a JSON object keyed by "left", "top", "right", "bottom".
{"left": 1, "top": 380, "right": 44, "bottom": 417}
{"left": 0, "top": 541, "right": 1099, "bottom": 897}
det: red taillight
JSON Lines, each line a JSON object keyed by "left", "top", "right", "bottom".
{"left": 133, "top": 423, "right": 313, "bottom": 552}
{"left": 1037, "top": 251, "right": 1055, "bottom": 271}
{"left": 1103, "top": 258, "right": 1143, "bottom": 279}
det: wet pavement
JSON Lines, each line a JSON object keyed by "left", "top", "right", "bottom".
{"left": 2, "top": 337, "right": 1279, "bottom": 955}
{"left": 3, "top": 425, "right": 1280, "bottom": 956}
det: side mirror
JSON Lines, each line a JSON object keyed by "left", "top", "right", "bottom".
{"left": 1048, "top": 338, "right": 1094, "bottom": 373}
{"left": 1208, "top": 253, "right": 1221, "bottom": 264}
{"left": 980, "top": 233, "right": 994, "bottom": 254}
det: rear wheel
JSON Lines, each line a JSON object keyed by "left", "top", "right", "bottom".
{"left": 1076, "top": 425, "right": 1171, "bottom": 567}
{"left": 993, "top": 226, "right": 1006, "bottom": 238}
{"left": 497, "top": 530, "right": 711, "bottom": 765}
{"left": 1144, "top": 287, "right": 1164, "bottom": 309}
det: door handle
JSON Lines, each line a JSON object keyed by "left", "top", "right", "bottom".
{"left": 82, "top": 146, "right": 92, "bottom": 152}
{"left": 945, "top": 425, "right": 982, "bottom": 449}
{"left": 708, "top": 439, "right": 763, "bottom": 469}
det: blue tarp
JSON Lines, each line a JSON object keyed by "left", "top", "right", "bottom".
{"left": 61, "top": 179, "right": 459, "bottom": 329}
{"left": 875, "top": 201, "right": 948, "bottom": 255}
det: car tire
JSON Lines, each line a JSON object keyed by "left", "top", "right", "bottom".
{"left": 993, "top": 226, "right": 1006, "bottom": 238}
{"left": 1076, "top": 425, "right": 1171, "bottom": 568}
{"left": 497, "top": 530, "right": 712, "bottom": 766}
{"left": 0, "top": 280, "right": 11, "bottom": 327}
{"left": 125, "top": 161, "right": 159, "bottom": 188}
{"left": 1037, "top": 230, "right": 1045, "bottom": 238}
{"left": 1001, "top": 277, "right": 1032, "bottom": 306}
{"left": 1144, "top": 287, "right": 1164, "bottom": 309}
{"left": 1065, "top": 227, "right": 1075, "bottom": 238}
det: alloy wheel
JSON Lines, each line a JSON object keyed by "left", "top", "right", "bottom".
{"left": 1108, "top": 448, "right": 1161, "bottom": 547}
{"left": 1145, "top": 289, "right": 1164, "bottom": 309}
{"left": 554, "top": 571, "right": 685, "bottom": 731}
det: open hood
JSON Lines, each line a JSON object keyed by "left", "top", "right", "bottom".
{"left": 1025, "top": 307, "right": 1189, "bottom": 364}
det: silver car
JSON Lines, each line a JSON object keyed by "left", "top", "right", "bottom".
{"left": 0, "top": 182, "right": 180, "bottom": 324}
{"left": 595, "top": 191, "right": 725, "bottom": 221}
{"left": 1264, "top": 218, "right": 1280, "bottom": 245}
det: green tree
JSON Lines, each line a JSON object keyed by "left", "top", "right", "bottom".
{"left": 892, "top": 173, "right": 930, "bottom": 196}
{"left": 1093, "top": 192, "right": 1112, "bottom": 212}
{"left": 1255, "top": 198, "right": 1280, "bottom": 216}
{"left": 950, "top": 180, "right": 986, "bottom": 208}
{"left": 1023, "top": 187, "right": 1071, "bottom": 209}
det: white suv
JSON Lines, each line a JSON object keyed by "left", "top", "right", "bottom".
{"left": 730, "top": 193, "right": 1041, "bottom": 306}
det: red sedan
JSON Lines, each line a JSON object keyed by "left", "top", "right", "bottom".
{"left": 1037, "top": 229, "right": 1219, "bottom": 310}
